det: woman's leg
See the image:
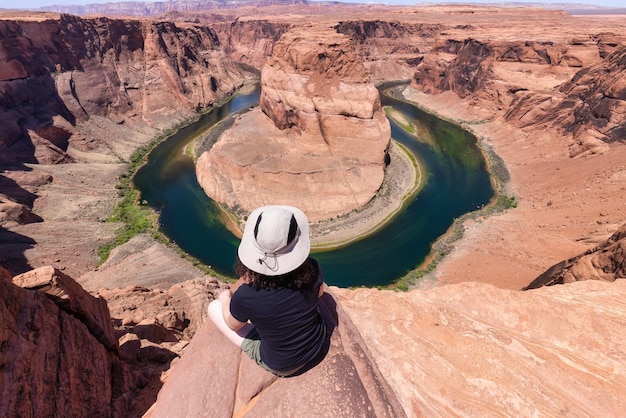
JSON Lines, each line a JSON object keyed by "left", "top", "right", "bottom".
{"left": 207, "top": 298, "right": 254, "bottom": 348}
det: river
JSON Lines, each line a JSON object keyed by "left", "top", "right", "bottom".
{"left": 134, "top": 84, "right": 494, "bottom": 287}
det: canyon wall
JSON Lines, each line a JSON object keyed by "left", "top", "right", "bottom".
{"left": 411, "top": 29, "right": 626, "bottom": 157}
{"left": 335, "top": 20, "right": 439, "bottom": 83}
{"left": 0, "top": 12, "right": 252, "bottom": 277}
{"left": 212, "top": 19, "right": 290, "bottom": 71}
{"left": 1, "top": 264, "right": 224, "bottom": 417}
{"left": 1, "top": 266, "right": 128, "bottom": 417}
{"left": 0, "top": 13, "right": 250, "bottom": 167}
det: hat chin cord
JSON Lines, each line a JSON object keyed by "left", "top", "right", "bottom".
{"left": 257, "top": 253, "right": 279, "bottom": 272}
{"left": 253, "top": 228, "right": 301, "bottom": 273}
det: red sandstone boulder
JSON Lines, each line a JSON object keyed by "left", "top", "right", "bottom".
{"left": 1, "top": 268, "right": 127, "bottom": 417}
{"left": 13, "top": 266, "right": 118, "bottom": 351}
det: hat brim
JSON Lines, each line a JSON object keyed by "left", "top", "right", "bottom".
{"left": 238, "top": 205, "right": 311, "bottom": 276}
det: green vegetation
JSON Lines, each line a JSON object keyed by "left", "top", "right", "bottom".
{"left": 98, "top": 137, "right": 167, "bottom": 264}
{"left": 497, "top": 194, "right": 518, "bottom": 209}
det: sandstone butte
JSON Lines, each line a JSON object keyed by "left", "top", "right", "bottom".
{"left": 1, "top": 3, "right": 626, "bottom": 417}
{"left": 196, "top": 26, "right": 391, "bottom": 223}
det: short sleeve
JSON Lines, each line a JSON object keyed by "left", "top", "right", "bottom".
{"left": 230, "top": 286, "right": 250, "bottom": 323}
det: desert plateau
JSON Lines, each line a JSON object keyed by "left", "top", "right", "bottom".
{"left": 1, "top": 1, "right": 626, "bottom": 417}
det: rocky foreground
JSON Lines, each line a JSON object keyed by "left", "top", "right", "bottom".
{"left": 1, "top": 4, "right": 626, "bottom": 417}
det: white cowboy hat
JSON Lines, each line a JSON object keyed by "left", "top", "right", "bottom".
{"left": 238, "top": 205, "right": 311, "bottom": 276}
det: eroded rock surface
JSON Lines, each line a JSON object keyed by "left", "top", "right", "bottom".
{"left": 411, "top": 26, "right": 626, "bottom": 158}
{"left": 196, "top": 26, "right": 391, "bottom": 223}
{"left": 525, "top": 222, "right": 626, "bottom": 288}
{"left": 0, "top": 14, "right": 250, "bottom": 166}
{"left": 1, "top": 265, "right": 222, "bottom": 417}
{"left": 333, "top": 279, "right": 626, "bottom": 417}
{"left": 1, "top": 267, "right": 126, "bottom": 417}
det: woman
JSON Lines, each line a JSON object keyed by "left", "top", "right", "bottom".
{"left": 208, "top": 205, "right": 327, "bottom": 377}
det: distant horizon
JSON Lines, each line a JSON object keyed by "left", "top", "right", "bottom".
{"left": 2, "top": 0, "right": 626, "bottom": 12}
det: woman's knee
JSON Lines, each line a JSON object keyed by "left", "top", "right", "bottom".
{"left": 207, "top": 298, "right": 223, "bottom": 324}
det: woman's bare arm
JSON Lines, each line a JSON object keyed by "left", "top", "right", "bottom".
{"left": 219, "top": 290, "right": 247, "bottom": 331}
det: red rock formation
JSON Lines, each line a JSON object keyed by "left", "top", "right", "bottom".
{"left": 196, "top": 26, "right": 391, "bottom": 222}
{"left": 1, "top": 264, "right": 222, "bottom": 417}
{"left": 2, "top": 7, "right": 626, "bottom": 417}
{"left": 525, "top": 222, "right": 626, "bottom": 289}
{"left": 212, "top": 19, "right": 290, "bottom": 70}
{"left": 335, "top": 20, "right": 439, "bottom": 83}
{"left": 333, "top": 278, "right": 626, "bottom": 417}
{"left": 410, "top": 29, "right": 626, "bottom": 157}
{"left": 1, "top": 266, "right": 126, "bottom": 417}
{"left": 0, "top": 14, "right": 250, "bottom": 165}
{"left": 13, "top": 266, "right": 118, "bottom": 349}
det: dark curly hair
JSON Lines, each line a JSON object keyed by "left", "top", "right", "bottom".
{"left": 234, "top": 257, "right": 318, "bottom": 291}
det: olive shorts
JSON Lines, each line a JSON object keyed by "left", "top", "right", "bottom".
{"left": 240, "top": 328, "right": 304, "bottom": 377}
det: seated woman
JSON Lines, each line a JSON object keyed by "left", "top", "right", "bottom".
{"left": 208, "top": 205, "right": 327, "bottom": 377}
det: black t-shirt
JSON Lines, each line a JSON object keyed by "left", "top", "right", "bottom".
{"left": 230, "top": 260, "right": 325, "bottom": 372}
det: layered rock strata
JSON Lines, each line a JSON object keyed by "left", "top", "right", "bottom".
{"left": 1, "top": 266, "right": 127, "bottom": 417}
{"left": 196, "top": 27, "right": 391, "bottom": 222}
{"left": 411, "top": 32, "right": 626, "bottom": 157}
{"left": 0, "top": 13, "right": 249, "bottom": 166}
{"left": 0, "top": 13, "right": 251, "bottom": 278}
{"left": 333, "top": 278, "right": 626, "bottom": 417}
{"left": 525, "top": 222, "right": 626, "bottom": 288}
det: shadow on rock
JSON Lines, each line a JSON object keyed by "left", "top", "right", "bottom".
{"left": 0, "top": 226, "right": 35, "bottom": 275}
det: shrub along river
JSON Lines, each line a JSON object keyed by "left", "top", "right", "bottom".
{"left": 134, "top": 83, "right": 494, "bottom": 288}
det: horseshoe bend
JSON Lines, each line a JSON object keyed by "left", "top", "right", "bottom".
{"left": 1, "top": 3, "right": 626, "bottom": 417}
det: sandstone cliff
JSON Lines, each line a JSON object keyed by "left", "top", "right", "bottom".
{"left": 0, "top": 13, "right": 250, "bottom": 167}
{"left": 1, "top": 264, "right": 223, "bottom": 417}
{"left": 411, "top": 29, "right": 626, "bottom": 157}
{"left": 2, "top": 6, "right": 626, "bottom": 418}
{"left": 212, "top": 19, "right": 290, "bottom": 71}
{"left": 196, "top": 26, "right": 391, "bottom": 223}
{"left": 335, "top": 20, "right": 439, "bottom": 83}
{"left": 525, "top": 222, "right": 626, "bottom": 288}
{"left": 1, "top": 266, "right": 128, "bottom": 417}
{"left": 144, "top": 292, "right": 406, "bottom": 418}
{"left": 333, "top": 278, "right": 626, "bottom": 417}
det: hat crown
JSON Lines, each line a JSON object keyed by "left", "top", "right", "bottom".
{"left": 254, "top": 207, "right": 297, "bottom": 254}
{"left": 238, "top": 205, "right": 310, "bottom": 276}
